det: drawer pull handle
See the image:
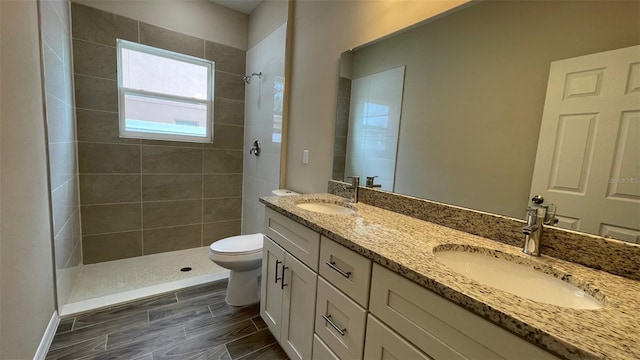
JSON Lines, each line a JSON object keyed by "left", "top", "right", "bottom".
{"left": 326, "top": 261, "right": 351, "bottom": 278}
{"left": 322, "top": 314, "right": 347, "bottom": 336}
{"left": 275, "top": 260, "right": 282, "bottom": 283}
{"left": 281, "top": 266, "right": 289, "bottom": 289}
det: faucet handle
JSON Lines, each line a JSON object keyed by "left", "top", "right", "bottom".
{"left": 365, "top": 176, "right": 378, "bottom": 186}
{"left": 346, "top": 176, "right": 360, "bottom": 187}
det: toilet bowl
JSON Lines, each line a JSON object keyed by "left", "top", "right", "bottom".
{"left": 209, "top": 189, "right": 298, "bottom": 306}
{"left": 209, "top": 233, "right": 263, "bottom": 306}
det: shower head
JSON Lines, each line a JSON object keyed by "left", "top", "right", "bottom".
{"left": 243, "top": 72, "right": 262, "bottom": 84}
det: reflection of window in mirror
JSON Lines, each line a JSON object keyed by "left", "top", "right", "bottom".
{"left": 344, "top": 66, "right": 405, "bottom": 192}
{"left": 272, "top": 76, "right": 284, "bottom": 143}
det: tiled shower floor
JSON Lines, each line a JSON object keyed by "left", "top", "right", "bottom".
{"left": 61, "top": 247, "right": 229, "bottom": 316}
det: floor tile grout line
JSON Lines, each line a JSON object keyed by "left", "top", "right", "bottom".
{"left": 234, "top": 340, "right": 277, "bottom": 360}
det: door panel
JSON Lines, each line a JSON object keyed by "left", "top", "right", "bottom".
{"left": 281, "top": 252, "right": 317, "bottom": 360}
{"left": 261, "top": 236, "right": 285, "bottom": 340}
{"left": 530, "top": 45, "right": 640, "bottom": 240}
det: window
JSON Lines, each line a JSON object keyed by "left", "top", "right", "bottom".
{"left": 116, "top": 40, "right": 214, "bottom": 143}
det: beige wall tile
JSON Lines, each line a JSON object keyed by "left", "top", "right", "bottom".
{"left": 74, "top": 74, "right": 118, "bottom": 112}
{"left": 203, "top": 174, "right": 242, "bottom": 198}
{"left": 141, "top": 146, "right": 203, "bottom": 174}
{"left": 142, "top": 174, "right": 202, "bottom": 201}
{"left": 205, "top": 124, "right": 244, "bottom": 150}
{"left": 203, "top": 149, "right": 243, "bottom": 173}
{"left": 76, "top": 109, "right": 139, "bottom": 144}
{"left": 71, "top": 3, "right": 138, "bottom": 46}
{"left": 203, "top": 197, "right": 242, "bottom": 222}
{"left": 83, "top": 231, "right": 142, "bottom": 264}
{"left": 143, "top": 225, "right": 201, "bottom": 254}
{"left": 139, "top": 22, "right": 205, "bottom": 58}
{"left": 204, "top": 41, "right": 246, "bottom": 75}
{"left": 143, "top": 200, "right": 202, "bottom": 229}
{"left": 214, "top": 71, "right": 245, "bottom": 101}
{"left": 79, "top": 174, "right": 141, "bottom": 204}
{"left": 73, "top": 39, "right": 117, "bottom": 79}
{"left": 78, "top": 143, "right": 140, "bottom": 173}
{"left": 81, "top": 203, "right": 141, "bottom": 235}
{"left": 214, "top": 97, "right": 244, "bottom": 126}
{"left": 203, "top": 220, "right": 241, "bottom": 244}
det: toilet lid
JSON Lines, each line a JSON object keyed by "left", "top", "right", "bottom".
{"left": 210, "top": 233, "right": 263, "bottom": 255}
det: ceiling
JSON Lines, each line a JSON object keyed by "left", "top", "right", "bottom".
{"left": 209, "top": 0, "right": 262, "bottom": 15}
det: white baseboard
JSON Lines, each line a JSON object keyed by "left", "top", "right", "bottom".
{"left": 33, "top": 311, "right": 59, "bottom": 360}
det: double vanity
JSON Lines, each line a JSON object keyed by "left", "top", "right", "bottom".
{"left": 259, "top": 191, "right": 640, "bottom": 360}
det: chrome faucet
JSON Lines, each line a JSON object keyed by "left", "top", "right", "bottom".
{"left": 343, "top": 176, "right": 360, "bottom": 203}
{"left": 365, "top": 176, "right": 382, "bottom": 188}
{"left": 522, "top": 206, "right": 543, "bottom": 256}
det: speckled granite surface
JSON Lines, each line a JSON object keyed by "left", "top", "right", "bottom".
{"left": 260, "top": 193, "right": 640, "bottom": 360}
{"left": 328, "top": 180, "right": 640, "bottom": 281}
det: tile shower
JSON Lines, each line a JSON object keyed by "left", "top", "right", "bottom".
{"left": 72, "top": 3, "right": 246, "bottom": 263}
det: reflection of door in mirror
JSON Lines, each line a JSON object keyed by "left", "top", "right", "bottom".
{"left": 530, "top": 45, "right": 640, "bottom": 243}
{"left": 342, "top": 66, "right": 405, "bottom": 191}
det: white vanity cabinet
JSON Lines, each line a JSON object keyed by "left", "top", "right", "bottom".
{"left": 369, "top": 264, "right": 560, "bottom": 360}
{"left": 261, "top": 207, "right": 561, "bottom": 360}
{"left": 261, "top": 209, "right": 319, "bottom": 360}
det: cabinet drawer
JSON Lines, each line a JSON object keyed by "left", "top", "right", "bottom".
{"left": 315, "top": 277, "right": 367, "bottom": 360}
{"left": 319, "top": 236, "right": 372, "bottom": 308}
{"left": 363, "top": 314, "right": 432, "bottom": 360}
{"left": 313, "top": 334, "right": 340, "bottom": 360}
{"left": 264, "top": 208, "right": 320, "bottom": 271}
{"left": 370, "top": 264, "right": 559, "bottom": 360}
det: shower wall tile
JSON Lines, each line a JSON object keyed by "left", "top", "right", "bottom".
{"left": 214, "top": 98, "right": 245, "bottom": 126}
{"left": 49, "top": 142, "right": 77, "bottom": 189}
{"left": 52, "top": 177, "right": 79, "bottom": 236}
{"left": 205, "top": 41, "right": 246, "bottom": 75}
{"left": 76, "top": 109, "right": 139, "bottom": 144}
{"left": 142, "top": 175, "right": 202, "bottom": 201}
{"left": 142, "top": 200, "right": 202, "bottom": 229}
{"left": 141, "top": 139, "right": 203, "bottom": 148}
{"left": 203, "top": 198, "right": 242, "bottom": 223}
{"left": 81, "top": 204, "right": 141, "bottom": 235}
{"left": 203, "top": 149, "right": 243, "bottom": 173}
{"left": 42, "top": 0, "right": 81, "bottom": 310}
{"left": 206, "top": 124, "right": 244, "bottom": 150}
{"left": 72, "top": 4, "right": 246, "bottom": 262}
{"left": 46, "top": 95, "right": 74, "bottom": 143}
{"left": 143, "top": 225, "right": 202, "bottom": 255}
{"left": 78, "top": 143, "right": 140, "bottom": 173}
{"left": 203, "top": 220, "right": 241, "bottom": 244}
{"left": 83, "top": 231, "right": 143, "bottom": 264}
{"left": 72, "top": 39, "right": 117, "bottom": 79}
{"left": 215, "top": 71, "right": 246, "bottom": 101}
{"left": 79, "top": 175, "right": 141, "bottom": 204}
{"left": 203, "top": 174, "right": 243, "bottom": 198}
{"left": 141, "top": 146, "right": 203, "bottom": 174}
{"left": 139, "top": 22, "right": 205, "bottom": 58}
{"left": 74, "top": 74, "right": 118, "bottom": 112}
{"left": 71, "top": 2, "right": 137, "bottom": 46}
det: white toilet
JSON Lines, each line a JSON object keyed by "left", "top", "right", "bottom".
{"left": 209, "top": 189, "right": 298, "bottom": 306}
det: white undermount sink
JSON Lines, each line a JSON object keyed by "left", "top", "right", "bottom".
{"left": 434, "top": 249, "right": 604, "bottom": 310}
{"left": 296, "top": 202, "right": 355, "bottom": 215}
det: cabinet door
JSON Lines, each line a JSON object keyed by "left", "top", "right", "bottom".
{"left": 281, "top": 252, "right": 318, "bottom": 360}
{"left": 261, "top": 236, "right": 286, "bottom": 341}
{"left": 364, "top": 315, "right": 432, "bottom": 360}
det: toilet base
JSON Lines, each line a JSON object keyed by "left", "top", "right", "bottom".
{"left": 226, "top": 267, "right": 261, "bottom": 306}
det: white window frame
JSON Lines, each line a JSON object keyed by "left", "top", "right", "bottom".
{"left": 116, "top": 39, "right": 215, "bottom": 143}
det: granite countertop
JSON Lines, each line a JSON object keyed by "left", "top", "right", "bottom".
{"left": 260, "top": 193, "right": 640, "bottom": 360}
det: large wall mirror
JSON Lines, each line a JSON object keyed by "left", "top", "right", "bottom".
{"left": 332, "top": 0, "right": 640, "bottom": 242}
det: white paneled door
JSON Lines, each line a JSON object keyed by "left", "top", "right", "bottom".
{"left": 530, "top": 45, "right": 640, "bottom": 243}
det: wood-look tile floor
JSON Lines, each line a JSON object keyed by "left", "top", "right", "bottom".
{"left": 46, "top": 280, "right": 287, "bottom": 360}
